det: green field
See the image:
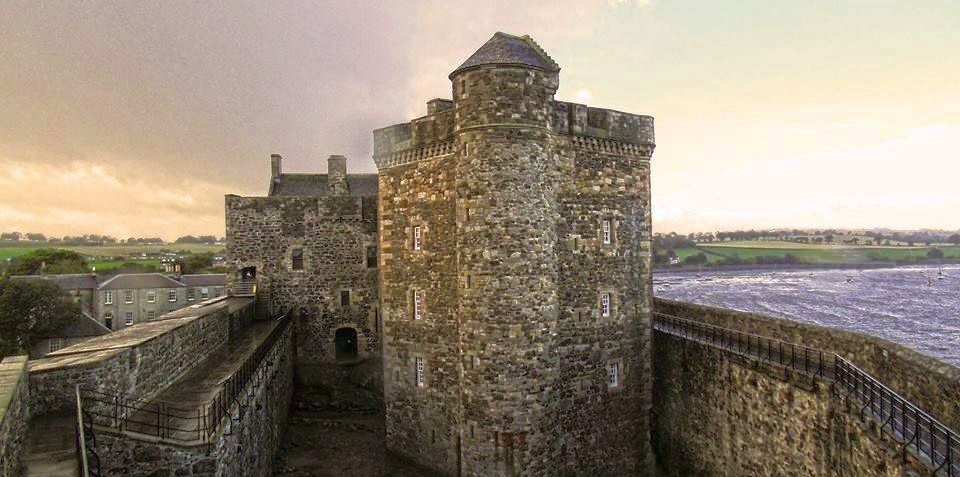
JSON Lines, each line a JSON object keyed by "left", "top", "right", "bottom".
{"left": 88, "top": 259, "right": 163, "bottom": 271}
{"left": 0, "top": 243, "right": 223, "bottom": 259}
{"left": 670, "top": 241, "right": 960, "bottom": 266}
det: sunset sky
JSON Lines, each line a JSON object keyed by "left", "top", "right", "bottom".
{"left": 1, "top": 0, "right": 958, "bottom": 240}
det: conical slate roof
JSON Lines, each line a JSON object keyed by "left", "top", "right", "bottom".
{"left": 450, "top": 32, "right": 560, "bottom": 78}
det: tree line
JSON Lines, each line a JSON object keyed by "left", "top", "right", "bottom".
{"left": 0, "top": 232, "right": 223, "bottom": 245}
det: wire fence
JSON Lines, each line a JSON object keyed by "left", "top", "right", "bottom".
{"left": 79, "top": 309, "right": 291, "bottom": 445}
{"left": 654, "top": 312, "right": 959, "bottom": 477}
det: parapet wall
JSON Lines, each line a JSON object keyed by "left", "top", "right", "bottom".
{"left": 655, "top": 298, "right": 960, "bottom": 431}
{"left": 653, "top": 332, "right": 928, "bottom": 476}
{"left": 0, "top": 356, "right": 28, "bottom": 477}
{"left": 28, "top": 298, "right": 249, "bottom": 416}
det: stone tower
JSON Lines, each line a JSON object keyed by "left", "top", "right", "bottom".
{"left": 375, "top": 32, "right": 656, "bottom": 476}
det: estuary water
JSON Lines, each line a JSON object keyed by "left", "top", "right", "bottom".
{"left": 654, "top": 265, "right": 960, "bottom": 367}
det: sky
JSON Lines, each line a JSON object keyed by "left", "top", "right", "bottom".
{"left": 1, "top": 0, "right": 958, "bottom": 239}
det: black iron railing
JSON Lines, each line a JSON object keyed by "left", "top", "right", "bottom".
{"left": 80, "top": 310, "right": 291, "bottom": 445}
{"left": 653, "top": 312, "right": 959, "bottom": 477}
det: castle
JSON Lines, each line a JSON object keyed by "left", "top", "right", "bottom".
{"left": 226, "top": 32, "right": 656, "bottom": 475}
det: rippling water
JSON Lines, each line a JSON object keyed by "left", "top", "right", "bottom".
{"left": 654, "top": 265, "right": 960, "bottom": 367}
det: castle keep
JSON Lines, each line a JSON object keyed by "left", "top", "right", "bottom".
{"left": 374, "top": 33, "right": 655, "bottom": 475}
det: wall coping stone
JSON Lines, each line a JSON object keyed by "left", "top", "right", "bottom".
{"left": 0, "top": 355, "right": 28, "bottom": 427}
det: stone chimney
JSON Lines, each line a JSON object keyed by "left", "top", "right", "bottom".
{"left": 327, "top": 155, "right": 349, "bottom": 196}
{"left": 427, "top": 98, "right": 453, "bottom": 114}
{"left": 270, "top": 153, "right": 282, "bottom": 179}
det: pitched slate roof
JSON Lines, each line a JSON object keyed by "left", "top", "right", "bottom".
{"left": 97, "top": 273, "right": 185, "bottom": 291}
{"left": 451, "top": 32, "right": 560, "bottom": 78}
{"left": 34, "top": 312, "right": 111, "bottom": 339}
{"left": 269, "top": 173, "right": 378, "bottom": 198}
{"left": 178, "top": 274, "right": 226, "bottom": 287}
{"left": 11, "top": 273, "right": 98, "bottom": 290}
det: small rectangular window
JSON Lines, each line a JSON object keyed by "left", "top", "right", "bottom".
{"left": 168, "top": 289, "right": 177, "bottom": 302}
{"left": 125, "top": 312, "right": 134, "bottom": 326}
{"left": 415, "top": 357, "right": 425, "bottom": 387}
{"left": 341, "top": 290, "right": 351, "bottom": 307}
{"left": 48, "top": 338, "right": 64, "bottom": 353}
{"left": 602, "top": 220, "right": 612, "bottom": 245}
{"left": 147, "top": 310, "right": 156, "bottom": 320}
{"left": 601, "top": 293, "right": 611, "bottom": 317}
{"left": 104, "top": 291, "right": 113, "bottom": 305}
{"left": 465, "top": 274, "right": 472, "bottom": 289}
{"left": 367, "top": 246, "right": 378, "bottom": 268}
{"left": 413, "top": 290, "right": 423, "bottom": 320}
{"left": 413, "top": 226, "right": 422, "bottom": 251}
{"left": 124, "top": 290, "right": 134, "bottom": 304}
{"left": 292, "top": 248, "right": 304, "bottom": 270}
{"left": 201, "top": 287, "right": 209, "bottom": 299}
{"left": 608, "top": 361, "right": 620, "bottom": 387}
{"left": 187, "top": 288, "right": 196, "bottom": 301}
{"left": 146, "top": 291, "right": 156, "bottom": 303}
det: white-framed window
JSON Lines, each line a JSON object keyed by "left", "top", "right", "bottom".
{"left": 104, "top": 291, "right": 113, "bottom": 305}
{"left": 147, "top": 310, "right": 156, "bottom": 320}
{"left": 48, "top": 338, "right": 64, "bottom": 353}
{"left": 601, "top": 293, "right": 611, "bottom": 317}
{"left": 187, "top": 288, "right": 196, "bottom": 301}
{"left": 201, "top": 287, "right": 209, "bottom": 300}
{"left": 413, "top": 290, "right": 423, "bottom": 320}
{"left": 125, "top": 312, "right": 134, "bottom": 326}
{"left": 146, "top": 291, "right": 156, "bottom": 303}
{"left": 415, "top": 357, "right": 425, "bottom": 387}
{"left": 124, "top": 290, "right": 134, "bottom": 304}
{"left": 602, "top": 220, "right": 612, "bottom": 245}
{"left": 168, "top": 289, "right": 177, "bottom": 302}
{"left": 413, "top": 226, "right": 422, "bottom": 251}
{"left": 608, "top": 361, "right": 620, "bottom": 388}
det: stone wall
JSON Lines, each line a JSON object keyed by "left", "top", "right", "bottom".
{"left": 28, "top": 300, "right": 243, "bottom": 416}
{"left": 0, "top": 356, "right": 28, "bottom": 477}
{"left": 91, "top": 315, "right": 295, "bottom": 477}
{"left": 225, "top": 194, "right": 379, "bottom": 365}
{"left": 652, "top": 331, "right": 930, "bottom": 476}
{"left": 655, "top": 298, "right": 960, "bottom": 432}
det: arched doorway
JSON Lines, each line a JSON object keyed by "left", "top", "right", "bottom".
{"left": 334, "top": 327, "right": 359, "bottom": 362}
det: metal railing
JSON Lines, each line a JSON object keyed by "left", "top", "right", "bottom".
{"left": 653, "top": 312, "right": 959, "bottom": 476}
{"left": 232, "top": 280, "right": 257, "bottom": 297}
{"left": 80, "top": 310, "right": 291, "bottom": 445}
{"left": 74, "top": 386, "right": 101, "bottom": 477}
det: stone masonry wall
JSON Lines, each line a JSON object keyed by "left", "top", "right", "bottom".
{"left": 225, "top": 195, "right": 379, "bottom": 366}
{"left": 91, "top": 319, "right": 294, "bottom": 477}
{"left": 0, "top": 356, "right": 28, "bottom": 477}
{"left": 653, "top": 331, "right": 930, "bottom": 476}
{"left": 655, "top": 298, "right": 960, "bottom": 432}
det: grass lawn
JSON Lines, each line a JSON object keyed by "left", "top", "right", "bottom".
{"left": 0, "top": 247, "right": 41, "bottom": 261}
{"left": 60, "top": 244, "right": 224, "bottom": 257}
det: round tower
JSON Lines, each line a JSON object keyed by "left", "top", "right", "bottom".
{"left": 450, "top": 32, "right": 562, "bottom": 476}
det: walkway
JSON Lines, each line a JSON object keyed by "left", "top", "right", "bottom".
{"left": 23, "top": 412, "right": 78, "bottom": 477}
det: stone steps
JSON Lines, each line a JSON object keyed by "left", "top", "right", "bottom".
{"left": 23, "top": 413, "right": 80, "bottom": 477}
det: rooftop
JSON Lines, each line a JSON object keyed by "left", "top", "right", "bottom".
{"left": 269, "top": 173, "right": 378, "bottom": 197}
{"left": 450, "top": 32, "right": 560, "bottom": 78}
{"left": 178, "top": 273, "right": 226, "bottom": 287}
{"left": 97, "top": 273, "right": 185, "bottom": 290}
{"left": 10, "top": 273, "right": 98, "bottom": 290}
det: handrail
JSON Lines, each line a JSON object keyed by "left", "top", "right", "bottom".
{"left": 75, "top": 386, "right": 90, "bottom": 477}
{"left": 653, "top": 311, "right": 959, "bottom": 477}
{"left": 78, "top": 309, "right": 292, "bottom": 445}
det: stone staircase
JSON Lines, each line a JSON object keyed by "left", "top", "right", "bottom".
{"left": 23, "top": 412, "right": 79, "bottom": 477}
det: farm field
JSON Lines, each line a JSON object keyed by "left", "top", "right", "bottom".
{"left": 0, "top": 243, "right": 223, "bottom": 259}
{"left": 670, "top": 241, "right": 960, "bottom": 266}
{"left": 89, "top": 259, "right": 163, "bottom": 271}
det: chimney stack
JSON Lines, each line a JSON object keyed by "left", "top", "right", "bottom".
{"left": 327, "top": 155, "right": 349, "bottom": 196}
{"left": 270, "top": 154, "right": 282, "bottom": 179}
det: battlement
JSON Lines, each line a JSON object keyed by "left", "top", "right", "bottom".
{"left": 552, "top": 101, "right": 655, "bottom": 145}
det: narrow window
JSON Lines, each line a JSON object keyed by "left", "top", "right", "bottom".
{"left": 608, "top": 361, "right": 620, "bottom": 388}
{"left": 187, "top": 288, "right": 196, "bottom": 301}
{"left": 124, "top": 290, "right": 134, "bottom": 304}
{"left": 201, "top": 287, "right": 209, "bottom": 299}
{"left": 104, "top": 291, "right": 113, "bottom": 305}
{"left": 48, "top": 338, "right": 64, "bottom": 353}
{"left": 602, "top": 220, "right": 612, "bottom": 245}
{"left": 292, "top": 248, "right": 304, "bottom": 270}
{"left": 413, "top": 290, "right": 423, "bottom": 320}
{"left": 374, "top": 308, "right": 380, "bottom": 333}
{"left": 415, "top": 357, "right": 425, "bottom": 387}
{"left": 465, "top": 207, "right": 471, "bottom": 221}
{"left": 340, "top": 290, "right": 351, "bottom": 307}
{"left": 367, "top": 246, "right": 378, "bottom": 268}
{"left": 125, "top": 312, "right": 134, "bottom": 327}
{"left": 465, "top": 274, "right": 472, "bottom": 289}
{"left": 431, "top": 429, "right": 437, "bottom": 444}
{"left": 146, "top": 291, "right": 156, "bottom": 303}
{"left": 601, "top": 293, "right": 611, "bottom": 318}
{"left": 147, "top": 310, "right": 156, "bottom": 320}
{"left": 469, "top": 424, "right": 475, "bottom": 439}
{"left": 168, "top": 289, "right": 177, "bottom": 302}
{"left": 413, "top": 226, "right": 422, "bottom": 251}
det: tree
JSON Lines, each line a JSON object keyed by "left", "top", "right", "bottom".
{"left": 179, "top": 253, "right": 214, "bottom": 273}
{"left": 927, "top": 248, "right": 944, "bottom": 259}
{"left": 950, "top": 234, "right": 960, "bottom": 246}
{"left": 0, "top": 232, "right": 21, "bottom": 241}
{"left": 25, "top": 233, "right": 47, "bottom": 242}
{"left": 7, "top": 248, "right": 89, "bottom": 275}
{"left": 824, "top": 234, "right": 834, "bottom": 244}
{"left": 0, "top": 278, "right": 81, "bottom": 357}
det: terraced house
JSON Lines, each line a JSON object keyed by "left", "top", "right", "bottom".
{"left": 96, "top": 273, "right": 187, "bottom": 330}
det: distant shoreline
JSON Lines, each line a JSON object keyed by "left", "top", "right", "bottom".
{"left": 654, "top": 259, "right": 960, "bottom": 274}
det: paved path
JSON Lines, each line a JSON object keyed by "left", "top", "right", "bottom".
{"left": 24, "top": 412, "right": 79, "bottom": 477}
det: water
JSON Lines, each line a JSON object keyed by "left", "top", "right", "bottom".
{"left": 654, "top": 265, "right": 960, "bottom": 367}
